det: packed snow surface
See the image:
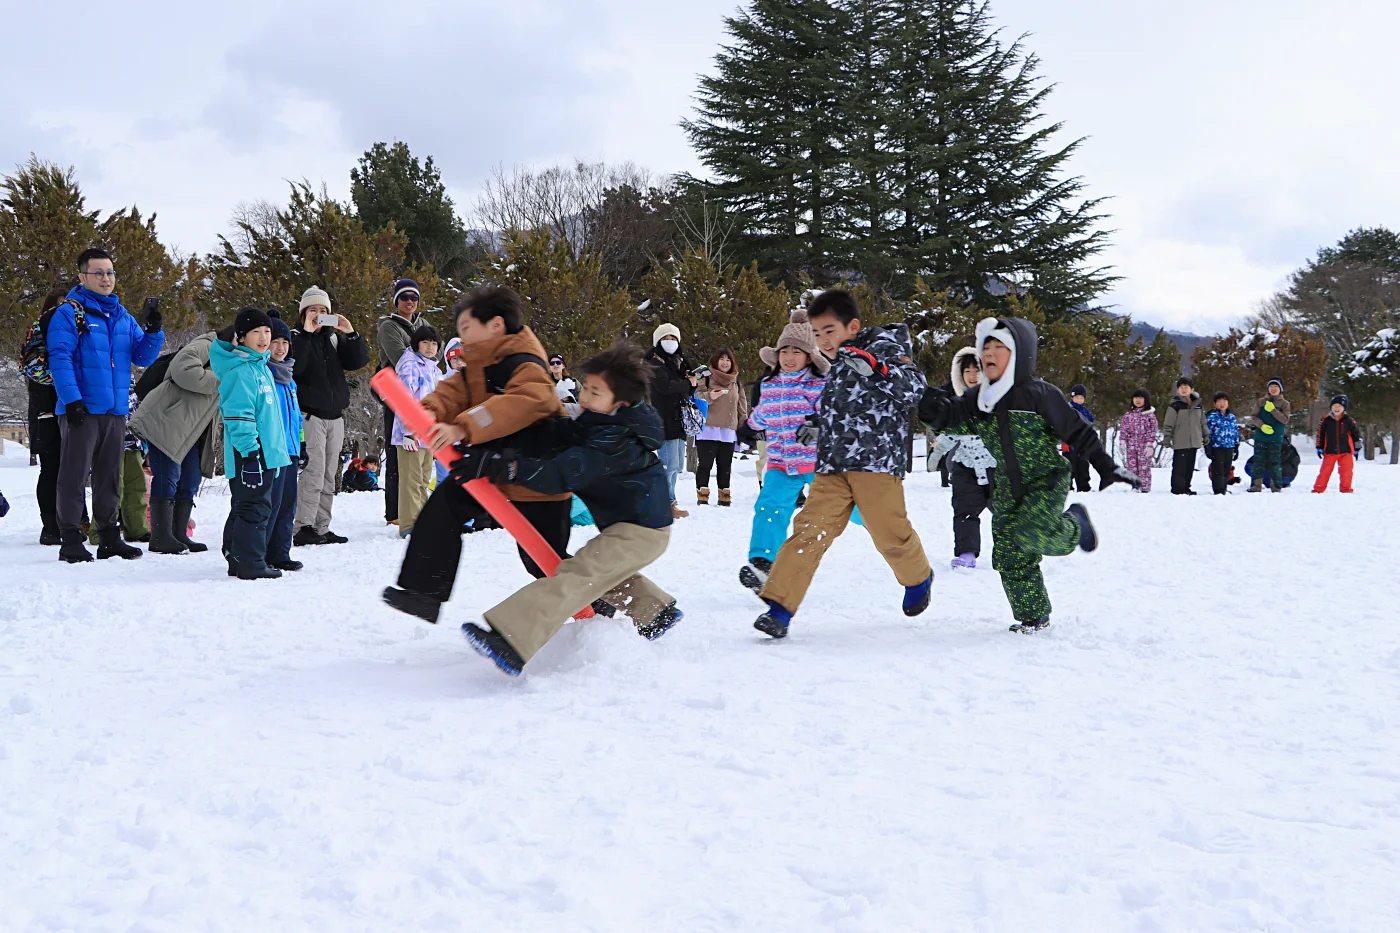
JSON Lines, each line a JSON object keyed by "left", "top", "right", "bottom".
{"left": 2, "top": 440, "right": 1398, "bottom": 931}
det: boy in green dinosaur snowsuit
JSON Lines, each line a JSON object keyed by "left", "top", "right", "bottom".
{"left": 920, "top": 317, "right": 1141, "bottom": 632}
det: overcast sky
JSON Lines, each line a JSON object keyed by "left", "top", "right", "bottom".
{"left": 5, "top": 0, "right": 1398, "bottom": 335}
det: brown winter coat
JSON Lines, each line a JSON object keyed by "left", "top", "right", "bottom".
{"left": 421, "top": 326, "right": 569, "bottom": 502}
{"left": 701, "top": 368, "right": 749, "bottom": 432}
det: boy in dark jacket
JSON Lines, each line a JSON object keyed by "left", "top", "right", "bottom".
{"left": 452, "top": 342, "right": 682, "bottom": 675}
{"left": 921, "top": 317, "right": 1140, "bottom": 632}
{"left": 1249, "top": 378, "right": 1291, "bottom": 493}
{"left": 1066, "top": 384, "right": 1095, "bottom": 493}
{"left": 754, "top": 289, "right": 933, "bottom": 639}
{"left": 1312, "top": 395, "right": 1361, "bottom": 493}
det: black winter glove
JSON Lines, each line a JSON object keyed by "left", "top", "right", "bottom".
{"left": 0, "top": 490, "right": 10, "bottom": 518}
{"left": 298, "top": 443, "right": 308, "bottom": 469}
{"left": 66, "top": 400, "right": 88, "bottom": 427}
{"left": 143, "top": 307, "right": 162, "bottom": 334}
{"left": 488, "top": 449, "right": 520, "bottom": 486}
{"left": 447, "top": 446, "right": 501, "bottom": 484}
{"left": 796, "top": 417, "right": 820, "bottom": 447}
{"left": 237, "top": 450, "right": 265, "bottom": 489}
{"left": 1098, "top": 463, "right": 1142, "bottom": 490}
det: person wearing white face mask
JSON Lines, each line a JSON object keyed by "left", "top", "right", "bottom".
{"left": 644, "top": 323, "right": 697, "bottom": 518}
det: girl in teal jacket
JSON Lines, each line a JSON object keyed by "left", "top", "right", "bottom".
{"left": 210, "top": 309, "right": 291, "bottom": 579}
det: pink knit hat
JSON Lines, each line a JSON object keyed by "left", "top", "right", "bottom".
{"left": 759, "top": 309, "right": 829, "bottom": 374}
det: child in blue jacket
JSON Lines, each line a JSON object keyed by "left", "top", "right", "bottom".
{"left": 211, "top": 308, "right": 291, "bottom": 580}
{"left": 1066, "top": 384, "right": 1095, "bottom": 493}
{"left": 265, "top": 311, "right": 303, "bottom": 571}
{"left": 1205, "top": 393, "right": 1240, "bottom": 495}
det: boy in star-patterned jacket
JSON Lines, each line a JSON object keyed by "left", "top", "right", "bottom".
{"left": 754, "top": 289, "right": 933, "bottom": 638}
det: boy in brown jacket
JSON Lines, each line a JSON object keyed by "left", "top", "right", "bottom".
{"left": 381, "top": 286, "right": 572, "bottom": 624}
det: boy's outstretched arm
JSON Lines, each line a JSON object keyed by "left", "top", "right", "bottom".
{"left": 917, "top": 385, "right": 979, "bottom": 432}
{"left": 1037, "top": 385, "right": 1138, "bottom": 487}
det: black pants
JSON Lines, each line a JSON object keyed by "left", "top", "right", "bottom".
{"left": 1207, "top": 446, "right": 1234, "bottom": 495}
{"left": 1170, "top": 448, "right": 1198, "bottom": 494}
{"left": 266, "top": 461, "right": 299, "bottom": 562}
{"left": 30, "top": 414, "right": 62, "bottom": 531}
{"left": 1068, "top": 449, "right": 1092, "bottom": 493}
{"left": 695, "top": 440, "right": 734, "bottom": 489}
{"left": 950, "top": 462, "right": 994, "bottom": 556}
{"left": 382, "top": 403, "right": 399, "bottom": 522}
{"left": 57, "top": 413, "right": 125, "bottom": 531}
{"left": 397, "top": 479, "right": 573, "bottom": 603}
{"left": 223, "top": 464, "right": 277, "bottom": 572}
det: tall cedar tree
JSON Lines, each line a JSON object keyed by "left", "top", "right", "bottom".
{"left": 683, "top": 0, "right": 853, "bottom": 285}
{"left": 351, "top": 141, "right": 471, "bottom": 281}
{"left": 686, "top": 0, "right": 1114, "bottom": 317}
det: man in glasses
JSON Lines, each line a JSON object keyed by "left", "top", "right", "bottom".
{"left": 376, "top": 278, "right": 429, "bottom": 526}
{"left": 47, "top": 248, "right": 165, "bottom": 562}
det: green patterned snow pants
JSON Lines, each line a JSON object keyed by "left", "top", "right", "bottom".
{"left": 991, "top": 472, "right": 1080, "bottom": 623}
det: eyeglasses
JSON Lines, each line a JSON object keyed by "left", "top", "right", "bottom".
{"left": 397, "top": 294, "right": 420, "bottom": 304}
{"left": 82, "top": 269, "right": 117, "bottom": 279}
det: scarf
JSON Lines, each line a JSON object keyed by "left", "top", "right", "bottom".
{"left": 269, "top": 357, "right": 295, "bottom": 385}
{"left": 73, "top": 284, "right": 124, "bottom": 316}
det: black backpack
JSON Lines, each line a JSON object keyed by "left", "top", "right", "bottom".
{"left": 133, "top": 352, "right": 177, "bottom": 401}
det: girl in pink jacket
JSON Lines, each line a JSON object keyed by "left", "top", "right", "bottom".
{"left": 1118, "top": 389, "right": 1158, "bottom": 494}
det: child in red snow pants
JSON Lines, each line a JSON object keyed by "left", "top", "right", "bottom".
{"left": 1312, "top": 455, "right": 1354, "bottom": 493}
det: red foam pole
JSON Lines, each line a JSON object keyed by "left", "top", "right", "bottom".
{"left": 371, "top": 369, "right": 592, "bottom": 617}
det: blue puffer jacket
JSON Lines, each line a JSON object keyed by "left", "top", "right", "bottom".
{"left": 209, "top": 340, "right": 291, "bottom": 477}
{"left": 1206, "top": 409, "right": 1239, "bottom": 448}
{"left": 48, "top": 286, "right": 164, "bottom": 415}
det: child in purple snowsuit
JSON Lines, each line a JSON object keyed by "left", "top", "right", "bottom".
{"left": 1118, "top": 389, "right": 1157, "bottom": 494}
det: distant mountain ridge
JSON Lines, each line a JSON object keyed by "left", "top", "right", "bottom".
{"left": 1117, "top": 316, "right": 1212, "bottom": 371}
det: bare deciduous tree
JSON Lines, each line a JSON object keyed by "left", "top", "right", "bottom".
{"left": 473, "top": 160, "right": 651, "bottom": 246}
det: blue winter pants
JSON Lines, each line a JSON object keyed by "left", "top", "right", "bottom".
{"left": 748, "top": 469, "right": 813, "bottom": 562}
{"left": 659, "top": 438, "right": 686, "bottom": 502}
{"left": 223, "top": 464, "right": 277, "bottom": 572}
{"left": 265, "top": 461, "right": 299, "bottom": 563}
{"left": 149, "top": 444, "right": 202, "bottom": 500}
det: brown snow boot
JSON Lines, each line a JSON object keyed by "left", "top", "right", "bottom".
{"left": 718, "top": 489, "right": 732, "bottom": 507}
{"left": 672, "top": 502, "right": 689, "bottom": 519}
{"left": 697, "top": 487, "right": 710, "bottom": 505}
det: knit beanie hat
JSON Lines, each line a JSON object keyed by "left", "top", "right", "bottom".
{"left": 268, "top": 309, "right": 291, "bottom": 342}
{"left": 1070, "top": 384, "right": 1088, "bottom": 398}
{"left": 235, "top": 307, "right": 273, "bottom": 338}
{"left": 1330, "top": 394, "right": 1349, "bottom": 409}
{"left": 653, "top": 323, "right": 681, "bottom": 347}
{"left": 299, "top": 286, "right": 332, "bottom": 314}
{"left": 392, "top": 279, "right": 421, "bottom": 306}
{"left": 759, "top": 309, "right": 829, "bottom": 375}
{"left": 1268, "top": 378, "right": 1284, "bottom": 392}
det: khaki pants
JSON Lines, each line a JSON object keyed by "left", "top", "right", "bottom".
{"left": 761, "top": 471, "right": 929, "bottom": 613}
{"left": 296, "top": 414, "right": 344, "bottom": 533}
{"left": 485, "top": 523, "right": 673, "bottom": 663}
{"left": 396, "top": 446, "right": 433, "bottom": 530}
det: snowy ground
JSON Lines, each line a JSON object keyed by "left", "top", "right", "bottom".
{"left": 2, "top": 439, "right": 1398, "bottom": 932}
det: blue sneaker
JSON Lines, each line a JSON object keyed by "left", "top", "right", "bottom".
{"left": 638, "top": 603, "right": 683, "bottom": 641}
{"left": 1066, "top": 503, "right": 1097, "bottom": 552}
{"left": 902, "top": 571, "right": 933, "bottom": 617}
{"left": 461, "top": 623, "right": 525, "bottom": 676}
{"left": 754, "top": 600, "right": 792, "bottom": 639}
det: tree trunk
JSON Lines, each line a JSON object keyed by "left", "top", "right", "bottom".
{"left": 1392, "top": 408, "right": 1400, "bottom": 464}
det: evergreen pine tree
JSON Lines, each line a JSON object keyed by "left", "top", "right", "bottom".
{"left": 350, "top": 141, "right": 470, "bottom": 280}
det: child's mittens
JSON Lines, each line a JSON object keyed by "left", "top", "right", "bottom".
{"left": 796, "top": 417, "right": 820, "bottom": 447}
{"left": 447, "top": 446, "right": 500, "bottom": 484}
{"left": 838, "top": 346, "right": 886, "bottom": 378}
{"left": 1098, "top": 462, "right": 1142, "bottom": 490}
{"left": 0, "top": 491, "right": 9, "bottom": 518}
{"left": 402, "top": 435, "right": 418, "bottom": 452}
{"left": 238, "top": 450, "right": 265, "bottom": 489}
{"left": 1317, "top": 447, "right": 1324, "bottom": 459}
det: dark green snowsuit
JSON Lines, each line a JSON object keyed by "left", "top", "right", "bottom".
{"left": 920, "top": 318, "right": 1119, "bottom": 623}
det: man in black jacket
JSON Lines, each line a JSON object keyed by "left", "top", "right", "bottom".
{"left": 643, "top": 322, "right": 696, "bottom": 519}
{"left": 290, "top": 286, "right": 370, "bottom": 544}
{"left": 375, "top": 278, "right": 424, "bottom": 524}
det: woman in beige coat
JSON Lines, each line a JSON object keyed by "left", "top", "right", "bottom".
{"left": 695, "top": 347, "right": 749, "bottom": 506}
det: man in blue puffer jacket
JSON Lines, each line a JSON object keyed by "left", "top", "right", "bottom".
{"left": 47, "top": 248, "right": 165, "bottom": 563}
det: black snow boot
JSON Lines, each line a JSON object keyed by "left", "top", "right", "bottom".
{"left": 147, "top": 497, "right": 189, "bottom": 555}
{"left": 1066, "top": 503, "right": 1097, "bottom": 552}
{"left": 461, "top": 623, "right": 525, "bottom": 676}
{"left": 637, "top": 602, "right": 683, "bottom": 641}
{"left": 270, "top": 559, "right": 304, "bottom": 572}
{"left": 1010, "top": 616, "right": 1051, "bottom": 634}
{"left": 58, "top": 526, "right": 94, "bottom": 563}
{"left": 236, "top": 563, "right": 283, "bottom": 580}
{"left": 293, "top": 526, "right": 327, "bottom": 547}
{"left": 96, "top": 525, "right": 142, "bottom": 560}
{"left": 321, "top": 530, "right": 348, "bottom": 544}
{"left": 171, "top": 499, "right": 208, "bottom": 552}
{"left": 39, "top": 524, "right": 62, "bottom": 546}
{"left": 381, "top": 586, "right": 442, "bottom": 624}
{"left": 739, "top": 557, "right": 772, "bottom": 594}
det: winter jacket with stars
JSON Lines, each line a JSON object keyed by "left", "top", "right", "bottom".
{"left": 813, "top": 324, "right": 926, "bottom": 477}
{"left": 918, "top": 317, "right": 1115, "bottom": 503}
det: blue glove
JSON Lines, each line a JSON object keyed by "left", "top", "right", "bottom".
{"left": 1316, "top": 448, "right": 1323, "bottom": 460}
{"left": 238, "top": 450, "right": 264, "bottom": 489}
{"left": 1354, "top": 451, "right": 1360, "bottom": 461}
